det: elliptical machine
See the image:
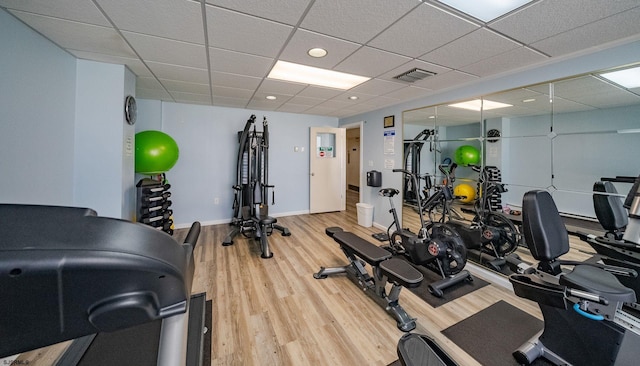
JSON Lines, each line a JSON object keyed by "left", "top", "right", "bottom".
{"left": 380, "top": 168, "right": 472, "bottom": 298}
{"left": 222, "top": 115, "right": 291, "bottom": 258}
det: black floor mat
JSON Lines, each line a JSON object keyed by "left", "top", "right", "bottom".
{"left": 395, "top": 255, "right": 489, "bottom": 308}
{"left": 442, "top": 300, "right": 548, "bottom": 366}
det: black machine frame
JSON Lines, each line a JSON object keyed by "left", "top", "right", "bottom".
{"left": 222, "top": 114, "right": 290, "bottom": 258}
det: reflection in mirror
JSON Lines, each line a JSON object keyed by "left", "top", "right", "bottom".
{"left": 401, "top": 61, "right": 640, "bottom": 277}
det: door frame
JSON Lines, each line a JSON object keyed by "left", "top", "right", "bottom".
{"left": 342, "top": 121, "right": 364, "bottom": 204}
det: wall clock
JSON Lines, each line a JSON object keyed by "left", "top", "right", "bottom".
{"left": 487, "top": 128, "right": 501, "bottom": 143}
{"left": 124, "top": 95, "right": 137, "bottom": 125}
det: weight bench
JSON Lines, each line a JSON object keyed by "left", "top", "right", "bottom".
{"left": 314, "top": 227, "right": 423, "bottom": 331}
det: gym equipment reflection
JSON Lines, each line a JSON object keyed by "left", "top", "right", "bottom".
{"left": 401, "top": 61, "right": 640, "bottom": 275}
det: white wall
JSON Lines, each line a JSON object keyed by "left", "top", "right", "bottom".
{"left": 137, "top": 101, "right": 338, "bottom": 227}
{"left": 0, "top": 9, "right": 77, "bottom": 206}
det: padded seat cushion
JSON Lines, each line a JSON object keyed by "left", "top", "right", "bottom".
{"left": 522, "top": 190, "right": 570, "bottom": 261}
{"left": 379, "top": 258, "right": 423, "bottom": 288}
{"left": 593, "top": 181, "right": 628, "bottom": 231}
{"left": 560, "top": 265, "right": 636, "bottom": 304}
{"left": 332, "top": 231, "right": 392, "bottom": 265}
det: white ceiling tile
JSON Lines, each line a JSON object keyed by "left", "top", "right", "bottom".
{"left": 161, "top": 79, "right": 210, "bottom": 95}
{"left": 205, "top": 0, "right": 312, "bottom": 25}
{"left": 411, "top": 70, "right": 478, "bottom": 89}
{"left": 96, "top": 0, "right": 204, "bottom": 44}
{"left": 300, "top": 0, "right": 419, "bottom": 43}
{"left": 9, "top": 11, "right": 136, "bottom": 58}
{"left": 382, "top": 86, "right": 433, "bottom": 101}
{"left": 206, "top": 6, "right": 292, "bottom": 58}
{"left": 279, "top": 29, "right": 361, "bottom": 69}
{"left": 0, "top": 0, "right": 110, "bottom": 26}
{"left": 212, "top": 86, "right": 254, "bottom": 99}
{"left": 304, "top": 105, "right": 339, "bottom": 115}
{"left": 368, "top": 3, "right": 478, "bottom": 58}
{"left": 315, "top": 99, "right": 353, "bottom": 110}
{"left": 209, "top": 47, "right": 274, "bottom": 77}
{"left": 68, "top": 49, "right": 152, "bottom": 77}
{"left": 276, "top": 103, "right": 313, "bottom": 114}
{"left": 490, "top": 0, "right": 640, "bottom": 45}
{"left": 211, "top": 71, "right": 261, "bottom": 90}
{"left": 460, "top": 47, "right": 548, "bottom": 77}
{"left": 296, "top": 86, "right": 344, "bottom": 99}
{"left": 136, "top": 87, "right": 173, "bottom": 101}
{"left": 530, "top": 7, "right": 640, "bottom": 57}
{"left": 246, "top": 98, "right": 284, "bottom": 110}
{"left": 286, "top": 95, "right": 324, "bottom": 106}
{"left": 145, "top": 62, "right": 209, "bottom": 84}
{"left": 330, "top": 92, "right": 377, "bottom": 104}
{"left": 334, "top": 47, "right": 411, "bottom": 78}
{"left": 122, "top": 31, "right": 207, "bottom": 69}
{"left": 419, "top": 29, "right": 521, "bottom": 69}
{"left": 256, "top": 79, "right": 307, "bottom": 96}
{"left": 348, "top": 79, "right": 406, "bottom": 95}
{"left": 212, "top": 96, "right": 250, "bottom": 108}
{"left": 137, "top": 76, "right": 165, "bottom": 90}
{"left": 171, "top": 91, "right": 212, "bottom": 104}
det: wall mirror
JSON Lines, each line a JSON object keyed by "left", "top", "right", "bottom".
{"left": 402, "top": 61, "right": 640, "bottom": 274}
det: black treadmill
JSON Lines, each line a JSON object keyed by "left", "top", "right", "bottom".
{"left": 0, "top": 204, "right": 205, "bottom": 366}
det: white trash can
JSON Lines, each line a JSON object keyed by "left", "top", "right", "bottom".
{"left": 356, "top": 203, "right": 374, "bottom": 227}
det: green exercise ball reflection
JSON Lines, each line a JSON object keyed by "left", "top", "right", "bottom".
{"left": 135, "top": 130, "right": 179, "bottom": 174}
{"left": 454, "top": 145, "right": 480, "bottom": 166}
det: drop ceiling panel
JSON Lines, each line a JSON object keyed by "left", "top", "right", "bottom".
{"left": 382, "top": 86, "right": 433, "bottom": 101}
{"left": 286, "top": 95, "right": 323, "bottom": 106}
{"left": 256, "top": 79, "right": 307, "bottom": 96}
{"left": 97, "top": 0, "right": 205, "bottom": 44}
{"left": 277, "top": 103, "right": 313, "bottom": 114}
{"left": 212, "top": 86, "right": 254, "bottom": 99}
{"left": 161, "top": 79, "right": 210, "bottom": 95}
{"left": 246, "top": 98, "right": 285, "bottom": 110}
{"left": 209, "top": 47, "right": 274, "bottom": 77}
{"left": 137, "top": 76, "right": 165, "bottom": 90}
{"left": 0, "top": 0, "right": 110, "bottom": 26}
{"left": 530, "top": 7, "right": 640, "bottom": 57}
{"left": 420, "top": 28, "right": 521, "bottom": 69}
{"left": 279, "top": 29, "right": 360, "bottom": 69}
{"left": 145, "top": 62, "right": 209, "bottom": 84}
{"left": 334, "top": 46, "right": 411, "bottom": 78}
{"left": 300, "top": 0, "right": 419, "bottom": 44}
{"left": 137, "top": 88, "right": 173, "bottom": 100}
{"left": 490, "top": 0, "right": 640, "bottom": 45}
{"left": 348, "top": 79, "right": 406, "bottom": 95}
{"left": 296, "top": 85, "right": 344, "bottom": 99}
{"left": 378, "top": 59, "right": 451, "bottom": 82}
{"left": 460, "top": 47, "right": 548, "bottom": 77}
{"left": 368, "top": 3, "right": 478, "bottom": 58}
{"left": 212, "top": 95, "right": 250, "bottom": 108}
{"left": 9, "top": 11, "right": 136, "bottom": 58}
{"left": 123, "top": 31, "right": 207, "bottom": 68}
{"left": 206, "top": 0, "right": 313, "bottom": 26}
{"left": 210, "top": 71, "right": 261, "bottom": 90}
{"left": 412, "top": 70, "right": 478, "bottom": 90}
{"left": 206, "top": 7, "right": 292, "bottom": 58}
{"left": 171, "top": 91, "right": 212, "bottom": 105}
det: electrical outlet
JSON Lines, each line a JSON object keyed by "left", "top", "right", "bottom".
{"left": 214, "top": 197, "right": 219, "bottom": 205}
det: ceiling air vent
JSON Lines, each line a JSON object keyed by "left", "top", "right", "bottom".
{"left": 393, "top": 68, "right": 437, "bottom": 83}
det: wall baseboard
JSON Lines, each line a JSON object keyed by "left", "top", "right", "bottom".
{"left": 174, "top": 209, "right": 311, "bottom": 229}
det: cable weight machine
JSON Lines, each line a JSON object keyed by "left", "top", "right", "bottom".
{"left": 222, "top": 115, "right": 290, "bottom": 258}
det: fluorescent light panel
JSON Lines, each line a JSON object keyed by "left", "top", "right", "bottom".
{"left": 448, "top": 99, "right": 512, "bottom": 111}
{"left": 267, "top": 60, "right": 370, "bottom": 90}
{"left": 437, "top": 0, "right": 533, "bottom": 22}
{"left": 600, "top": 66, "right": 640, "bottom": 89}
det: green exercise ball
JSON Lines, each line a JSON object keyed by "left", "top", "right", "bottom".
{"left": 135, "top": 130, "right": 179, "bottom": 174}
{"left": 454, "top": 145, "right": 480, "bottom": 166}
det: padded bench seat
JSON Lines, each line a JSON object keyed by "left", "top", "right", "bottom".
{"left": 380, "top": 258, "right": 423, "bottom": 289}
{"left": 333, "top": 231, "right": 393, "bottom": 265}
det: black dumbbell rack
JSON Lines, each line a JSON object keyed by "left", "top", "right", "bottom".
{"left": 136, "top": 177, "right": 173, "bottom": 236}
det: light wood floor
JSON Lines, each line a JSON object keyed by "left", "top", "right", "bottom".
{"left": 15, "top": 189, "right": 592, "bottom": 366}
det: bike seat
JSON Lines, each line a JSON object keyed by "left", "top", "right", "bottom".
{"left": 380, "top": 188, "right": 399, "bottom": 197}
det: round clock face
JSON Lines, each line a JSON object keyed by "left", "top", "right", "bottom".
{"left": 125, "top": 95, "right": 137, "bottom": 125}
{"left": 487, "top": 128, "right": 501, "bottom": 142}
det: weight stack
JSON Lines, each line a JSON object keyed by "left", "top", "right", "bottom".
{"left": 483, "top": 166, "right": 503, "bottom": 211}
{"left": 136, "top": 178, "right": 174, "bottom": 236}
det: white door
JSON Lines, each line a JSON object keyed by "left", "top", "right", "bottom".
{"left": 310, "top": 127, "right": 346, "bottom": 213}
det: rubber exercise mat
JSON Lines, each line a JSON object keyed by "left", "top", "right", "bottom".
{"left": 442, "top": 300, "right": 547, "bottom": 366}
{"left": 394, "top": 254, "right": 489, "bottom": 308}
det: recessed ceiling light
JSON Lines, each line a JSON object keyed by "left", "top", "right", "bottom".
{"left": 600, "top": 66, "right": 640, "bottom": 89}
{"left": 266, "top": 95, "right": 277, "bottom": 100}
{"left": 449, "top": 99, "right": 512, "bottom": 111}
{"left": 308, "top": 48, "right": 328, "bottom": 58}
{"left": 267, "top": 60, "right": 370, "bottom": 90}
{"left": 436, "top": 0, "right": 534, "bottom": 22}
{"left": 348, "top": 96, "right": 359, "bottom": 100}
